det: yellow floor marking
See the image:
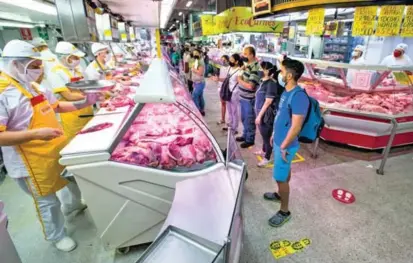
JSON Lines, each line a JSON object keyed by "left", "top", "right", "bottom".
{"left": 270, "top": 238, "right": 311, "bottom": 260}
{"left": 256, "top": 153, "right": 305, "bottom": 168}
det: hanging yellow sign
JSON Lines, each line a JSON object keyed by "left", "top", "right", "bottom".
{"left": 201, "top": 15, "right": 215, "bottom": 36}
{"left": 375, "top": 5, "right": 405, "bottom": 37}
{"left": 201, "top": 7, "right": 284, "bottom": 36}
{"left": 352, "top": 6, "right": 378, "bottom": 36}
{"left": 305, "top": 8, "right": 325, "bottom": 36}
{"left": 401, "top": 6, "right": 413, "bottom": 37}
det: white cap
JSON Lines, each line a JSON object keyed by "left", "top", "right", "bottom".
{"left": 55, "top": 41, "right": 85, "bottom": 57}
{"left": 91, "top": 43, "right": 109, "bottom": 56}
{"left": 1, "top": 40, "right": 43, "bottom": 59}
{"left": 354, "top": 45, "right": 365, "bottom": 52}
{"left": 31, "top": 37, "right": 48, "bottom": 48}
{"left": 396, "top": 43, "right": 408, "bottom": 52}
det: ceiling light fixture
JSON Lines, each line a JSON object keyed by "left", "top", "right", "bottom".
{"left": 0, "top": 0, "right": 57, "bottom": 16}
{"left": 179, "top": 12, "right": 182, "bottom": 16}
{"left": 0, "top": 20, "right": 35, "bottom": 28}
{"left": 186, "top": 1, "right": 192, "bottom": 8}
{"left": 160, "top": 0, "right": 177, "bottom": 28}
{"left": 202, "top": 11, "right": 216, "bottom": 15}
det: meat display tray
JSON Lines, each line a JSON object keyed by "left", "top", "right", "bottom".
{"left": 136, "top": 226, "right": 220, "bottom": 263}
{"left": 66, "top": 80, "right": 116, "bottom": 93}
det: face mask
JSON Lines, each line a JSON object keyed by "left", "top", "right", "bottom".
{"left": 68, "top": 59, "right": 80, "bottom": 68}
{"left": 104, "top": 54, "right": 112, "bottom": 63}
{"left": 393, "top": 50, "right": 402, "bottom": 58}
{"left": 352, "top": 51, "right": 359, "bottom": 57}
{"left": 241, "top": 57, "right": 249, "bottom": 63}
{"left": 278, "top": 73, "right": 286, "bottom": 87}
{"left": 25, "top": 69, "right": 43, "bottom": 83}
{"left": 193, "top": 55, "right": 200, "bottom": 60}
{"left": 222, "top": 61, "right": 229, "bottom": 66}
{"left": 229, "top": 62, "right": 235, "bottom": 67}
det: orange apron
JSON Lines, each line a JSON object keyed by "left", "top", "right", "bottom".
{"left": 1, "top": 73, "right": 68, "bottom": 196}
{"left": 52, "top": 65, "right": 93, "bottom": 140}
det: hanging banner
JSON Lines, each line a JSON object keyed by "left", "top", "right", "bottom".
{"left": 375, "top": 5, "right": 405, "bottom": 37}
{"left": 401, "top": 6, "right": 413, "bottom": 37}
{"left": 252, "top": 0, "right": 271, "bottom": 16}
{"left": 201, "top": 15, "right": 215, "bottom": 36}
{"left": 305, "top": 8, "right": 325, "bottom": 36}
{"left": 201, "top": 7, "right": 283, "bottom": 35}
{"left": 352, "top": 6, "right": 378, "bottom": 36}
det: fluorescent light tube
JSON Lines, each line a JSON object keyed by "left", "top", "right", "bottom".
{"left": 0, "top": 20, "right": 34, "bottom": 28}
{"left": 202, "top": 11, "right": 216, "bottom": 15}
{"left": 0, "top": 0, "right": 57, "bottom": 15}
{"left": 186, "top": 1, "right": 192, "bottom": 8}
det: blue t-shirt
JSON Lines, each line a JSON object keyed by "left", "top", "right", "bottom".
{"left": 273, "top": 86, "right": 309, "bottom": 148}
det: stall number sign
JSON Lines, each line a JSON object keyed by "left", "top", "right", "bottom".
{"left": 375, "top": 5, "right": 404, "bottom": 37}
{"left": 305, "top": 8, "right": 325, "bottom": 36}
{"left": 352, "top": 6, "right": 378, "bottom": 36}
{"left": 401, "top": 6, "right": 413, "bottom": 37}
{"left": 37, "top": 27, "right": 49, "bottom": 41}
{"left": 19, "top": 28, "right": 32, "bottom": 40}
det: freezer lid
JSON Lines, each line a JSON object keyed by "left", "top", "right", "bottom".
{"left": 160, "top": 165, "right": 244, "bottom": 246}
{"left": 134, "top": 58, "right": 176, "bottom": 104}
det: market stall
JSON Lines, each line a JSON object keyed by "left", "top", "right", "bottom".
{"left": 59, "top": 57, "right": 245, "bottom": 255}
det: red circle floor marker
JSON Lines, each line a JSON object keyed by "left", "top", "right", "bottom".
{"left": 332, "top": 189, "right": 355, "bottom": 204}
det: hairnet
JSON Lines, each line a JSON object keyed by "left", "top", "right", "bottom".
{"left": 396, "top": 43, "right": 408, "bottom": 52}
{"left": 0, "top": 57, "right": 37, "bottom": 84}
{"left": 354, "top": 45, "right": 366, "bottom": 53}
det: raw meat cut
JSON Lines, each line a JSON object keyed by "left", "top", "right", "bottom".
{"left": 78, "top": 122, "right": 113, "bottom": 135}
{"left": 110, "top": 75, "right": 217, "bottom": 170}
{"left": 301, "top": 80, "right": 413, "bottom": 115}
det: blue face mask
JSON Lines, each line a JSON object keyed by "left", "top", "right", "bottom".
{"left": 278, "top": 73, "right": 286, "bottom": 87}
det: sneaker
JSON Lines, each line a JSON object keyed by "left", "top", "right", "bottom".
{"left": 236, "top": 136, "right": 245, "bottom": 142}
{"left": 263, "top": 192, "right": 281, "bottom": 202}
{"left": 63, "top": 203, "right": 88, "bottom": 217}
{"left": 240, "top": 142, "right": 254, "bottom": 148}
{"left": 257, "top": 158, "right": 271, "bottom": 167}
{"left": 222, "top": 127, "right": 228, "bottom": 131}
{"left": 55, "top": 236, "right": 77, "bottom": 252}
{"left": 268, "top": 211, "right": 291, "bottom": 228}
{"left": 254, "top": 149, "right": 264, "bottom": 156}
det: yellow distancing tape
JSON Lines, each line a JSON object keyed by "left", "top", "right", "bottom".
{"left": 270, "top": 238, "right": 311, "bottom": 260}
{"left": 256, "top": 152, "right": 305, "bottom": 168}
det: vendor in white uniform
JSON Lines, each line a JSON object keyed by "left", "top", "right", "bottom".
{"left": 346, "top": 45, "right": 366, "bottom": 84}
{"left": 0, "top": 40, "right": 102, "bottom": 252}
{"left": 48, "top": 41, "right": 94, "bottom": 140}
{"left": 381, "top": 43, "right": 413, "bottom": 67}
{"left": 84, "top": 43, "right": 111, "bottom": 80}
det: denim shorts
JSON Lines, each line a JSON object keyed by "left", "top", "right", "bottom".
{"left": 272, "top": 144, "right": 300, "bottom": 182}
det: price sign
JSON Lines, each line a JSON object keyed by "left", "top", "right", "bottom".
{"left": 393, "top": 72, "right": 410, "bottom": 85}
{"left": 351, "top": 71, "right": 373, "bottom": 91}
{"left": 401, "top": 6, "right": 413, "bottom": 37}
{"left": 352, "top": 6, "right": 378, "bottom": 36}
{"left": 305, "top": 8, "right": 325, "bottom": 36}
{"left": 375, "top": 5, "right": 404, "bottom": 37}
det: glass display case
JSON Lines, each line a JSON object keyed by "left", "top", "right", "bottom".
{"left": 296, "top": 58, "right": 413, "bottom": 149}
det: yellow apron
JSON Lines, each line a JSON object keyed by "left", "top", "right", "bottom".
{"left": 92, "top": 60, "right": 113, "bottom": 80}
{"left": 1, "top": 73, "right": 68, "bottom": 196}
{"left": 52, "top": 65, "right": 93, "bottom": 140}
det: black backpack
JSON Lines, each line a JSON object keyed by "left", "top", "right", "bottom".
{"left": 220, "top": 68, "right": 239, "bottom": 102}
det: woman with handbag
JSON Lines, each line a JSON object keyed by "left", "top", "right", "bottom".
{"left": 217, "top": 54, "right": 243, "bottom": 133}
{"left": 254, "top": 61, "right": 283, "bottom": 167}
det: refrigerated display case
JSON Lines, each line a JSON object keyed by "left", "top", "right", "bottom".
{"left": 59, "top": 58, "right": 245, "bottom": 254}
{"left": 294, "top": 57, "right": 413, "bottom": 150}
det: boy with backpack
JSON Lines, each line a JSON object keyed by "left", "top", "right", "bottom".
{"left": 264, "top": 58, "right": 323, "bottom": 227}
